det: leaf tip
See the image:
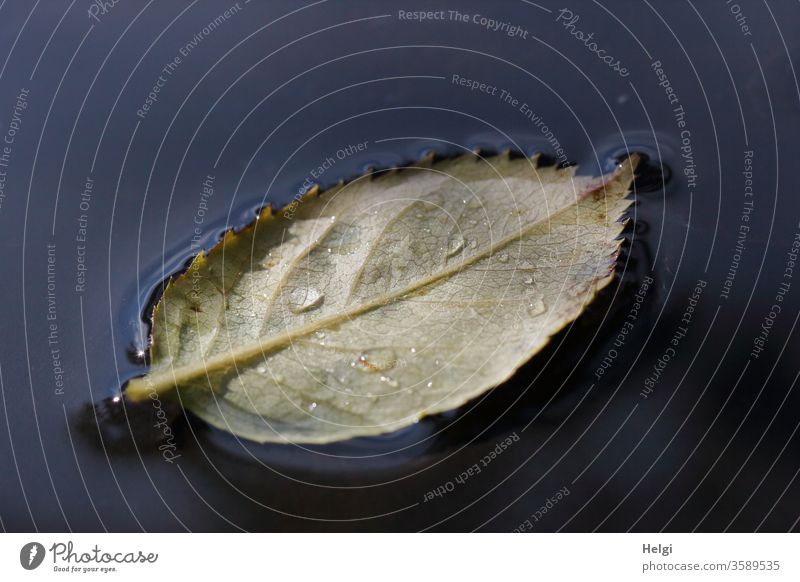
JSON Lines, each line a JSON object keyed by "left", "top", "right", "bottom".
{"left": 623, "top": 152, "right": 641, "bottom": 174}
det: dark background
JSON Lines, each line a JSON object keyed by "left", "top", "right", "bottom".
{"left": 0, "top": 0, "right": 798, "bottom": 532}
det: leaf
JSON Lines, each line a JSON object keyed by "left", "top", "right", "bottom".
{"left": 126, "top": 152, "right": 639, "bottom": 444}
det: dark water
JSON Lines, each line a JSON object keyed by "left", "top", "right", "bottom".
{"left": 0, "top": 0, "right": 798, "bottom": 532}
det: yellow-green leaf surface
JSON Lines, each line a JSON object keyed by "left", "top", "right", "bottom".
{"left": 126, "top": 153, "right": 639, "bottom": 444}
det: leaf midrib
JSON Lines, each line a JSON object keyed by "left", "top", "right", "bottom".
{"left": 126, "top": 169, "right": 620, "bottom": 400}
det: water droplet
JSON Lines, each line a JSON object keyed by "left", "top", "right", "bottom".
{"left": 274, "top": 374, "right": 285, "bottom": 383}
{"left": 315, "top": 331, "right": 326, "bottom": 339}
{"left": 410, "top": 347, "right": 416, "bottom": 354}
{"left": 330, "top": 215, "right": 336, "bottom": 223}
{"left": 523, "top": 275, "right": 534, "bottom": 285}
{"left": 353, "top": 347, "right": 397, "bottom": 373}
{"left": 446, "top": 235, "right": 465, "bottom": 258}
{"left": 287, "top": 287, "right": 324, "bottom": 313}
{"left": 426, "top": 381, "right": 433, "bottom": 388}
{"left": 308, "top": 402, "right": 317, "bottom": 411}
{"left": 528, "top": 298, "right": 546, "bottom": 316}
{"left": 344, "top": 400, "right": 351, "bottom": 407}
{"left": 326, "top": 248, "right": 332, "bottom": 253}
{"left": 415, "top": 212, "right": 424, "bottom": 219}
{"left": 256, "top": 364, "right": 267, "bottom": 374}
{"left": 434, "top": 359, "right": 440, "bottom": 366}
{"left": 380, "top": 375, "right": 399, "bottom": 388}
{"left": 498, "top": 253, "right": 509, "bottom": 263}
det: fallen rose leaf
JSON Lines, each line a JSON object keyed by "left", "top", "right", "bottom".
{"left": 126, "top": 152, "right": 639, "bottom": 443}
